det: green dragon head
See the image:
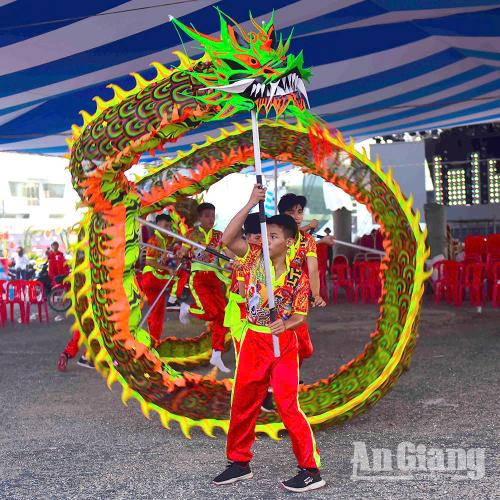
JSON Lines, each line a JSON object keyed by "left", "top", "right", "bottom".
{"left": 170, "top": 10, "right": 312, "bottom": 120}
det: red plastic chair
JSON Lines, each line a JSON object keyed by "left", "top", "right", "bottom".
{"left": 330, "top": 263, "right": 354, "bottom": 303}
{"left": 464, "top": 235, "right": 488, "bottom": 261}
{"left": 486, "top": 233, "right": 500, "bottom": 257}
{"left": 485, "top": 253, "right": 500, "bottom": 301}
{"left": 354, "top": 261, "right": 381, "bottom": 304}
{"left": 25, "top": 280, "right": 49, "bottom": 323}
{"left": 432, "top": 261, "right": 445, "bottom": 304}
{"left": 316, "top": 242, "right": 329, "bottom": 302}
{"left": 463, "top": 263, "right": 485, "bottom": 307}
{"left": 438, "top": 261, "right": 464, "bottom": 307}
{"left": 6, "top": 280, "right": 27, "bottom": 323}
{"left": 0, "top": 279, "right": 7, "bottom": 327}
{"left": 333, "top": 254, "right": 348, "bottom": 265}
{"left": 463, "top": 253, "right": 482, "bottom": 266}
{"left": 352, "top": 261, "right": 366, "bottom": 303}
{"left": 492, "top": 262, "right": 500, "bottom": 307}
{"left": 353, "top": 253, "right": 367, "bottom": 263}
{"left": 363, "top": 261, "right": 382, "bottom": 303}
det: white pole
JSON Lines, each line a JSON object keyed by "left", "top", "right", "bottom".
{"left": 138, "top": 261, "right": 183, "bottom": 330}
{"left": 251, "top": 110, "right": 280, "bottom": 357}
{"left": 324, "top": 238, "right": 385, "bottom": 256}
{"left": 274, "top": 159, "right": 278, "bottom": 215}
{"left": 138, "top": 218, "right": 231, "bottom": 261}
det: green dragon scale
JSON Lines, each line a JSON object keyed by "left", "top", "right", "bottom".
{"left": 67, "top": 11, "right": 431, "bottom": 438}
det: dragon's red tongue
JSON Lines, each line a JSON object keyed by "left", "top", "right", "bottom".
{"left": 255, "top": 93, "right": 305, "bottom": 116}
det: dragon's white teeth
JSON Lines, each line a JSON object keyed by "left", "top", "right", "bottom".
{"left": 269, "top": 81, "right": 279, "bottom": 101}
{"left": 296, "top": 78, "right": 310, "bottom": 108}
{"left": 251, "top": 84, "right": 257, "bottom": 96}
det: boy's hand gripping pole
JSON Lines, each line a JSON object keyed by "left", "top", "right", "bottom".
{"left": 251, "top": 109, "right": 280, "bottom": 357}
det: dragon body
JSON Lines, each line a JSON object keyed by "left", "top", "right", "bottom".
{"left": 67, "top": 11, "right": 430, "bottom": 438}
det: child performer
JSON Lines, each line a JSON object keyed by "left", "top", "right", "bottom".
{"left": 278, "top": 193, "right": 326, "bottom": 362}
{"left": 258, "top": 193, "right": 327, "bottom": 412}
{"left": 141, "top": 213, "right": 177, "bottom": 345}
{"left": 177, "top": 203, "right": 230, "bottom": 373}
{"left": 214, "top": 185, "right": 325, "bottom": 492}
{"left": 223, "top": 213, "right": 261, "bottom": 356}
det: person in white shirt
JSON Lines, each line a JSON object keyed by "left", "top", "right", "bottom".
{"left": 11, "top": 247, "right": 29, "bottom": 279}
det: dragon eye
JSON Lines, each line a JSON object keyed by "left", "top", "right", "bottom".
{"left": 223, "top": 59, "right": 247, "bottom": 72}
{"left": 235, "top": 54, "right": 261, "bottom": 69}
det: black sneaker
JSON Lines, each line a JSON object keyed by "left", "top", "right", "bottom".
{"left": 261, "top": 390, "right": 276, "bottom": 412}
{"left": 213, "top": 462, "right": 253, "bottom": 485}
{"left": 77, "top": 356, "right": 94, "bottom": 369}
{"left": 281, "top": 468, "right": 326, "bottom": 492}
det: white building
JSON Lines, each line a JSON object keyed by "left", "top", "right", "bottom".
{"left": 0, "top": 152, "right": 81, "bottom": 250}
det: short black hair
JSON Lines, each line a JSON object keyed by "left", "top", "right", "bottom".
{"left": 51, "top": 241, "right": 59, "bottom": 246}
{"left": 277, "top": 193, "right": 307, "bottom": 214}
{"left": 156, "top": 213, "right": 171, "bottom": 224}
{"left": 243, "top": 213, "right": 261, "bottom": 235}
{"left": 197, "top": 202, "right": 215, "bottom": 214}
{"left": 266, "top": 214, "right": 298, "bottom": 239}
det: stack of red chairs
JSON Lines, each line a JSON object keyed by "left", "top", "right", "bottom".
{"left": 25, "top": 280, "right": 49, "bottom": 323}
{"left": 492, "top": 262, "right": 500, "bottom": 307}
{"left": 316, "top": 242, "right": 330, "bottom": 302}
{"left": 0, "top": 280, "right": 7, "bottom": 327}
{"left": 352, "top": 258, "right": 381, "bottom": 304}
{"left": 0, "top": 279, "right": 51, "bottom": 324}
{"left": 485, "top": 234, "right": 500, "bottom": 304}
{"left": 463, "top": 263, "right": 485, "bottom": 307}
{"left": 434, "top": 260, "right": 464, "bottom": 306}
{"left": 462, "top": 233, "right": 500, "bottom": 305}
{"left": 5, "top": 280, "right": 28, "bottom": 323}
{"left": 330, "top": 255, "right": 354, "bottom": 303}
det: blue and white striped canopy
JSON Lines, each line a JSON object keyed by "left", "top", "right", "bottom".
{"left": 0, "top": 0, "right": 499, "bottom": 156}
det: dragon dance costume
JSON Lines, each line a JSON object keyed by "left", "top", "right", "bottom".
{"left": 227, "top": 243, "right": 320, "bottom": 469}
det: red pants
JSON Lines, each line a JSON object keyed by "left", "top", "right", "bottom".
{"left": 295, "top": 323, "right": 314, "bottom": 366}
{"left": 170, "top": 270, "right": 189, "bottom": 299}
{"left": 227, "top": 328, "right": 321, "bottom": 469}
{"left": 142, "top": 271, "right": 168, "bottom": 342}
{"left": 189, "top": 271, "right": 227, "bottom": 351}
{"left": 63, "top": 330, "right": 81, "bottom": 358}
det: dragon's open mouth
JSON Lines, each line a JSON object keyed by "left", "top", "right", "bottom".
{"left": 245, "top": 72, "right": 309, "bottom": 114}
{"left": 204, "top": 71, "right": 309, "bottom": 115}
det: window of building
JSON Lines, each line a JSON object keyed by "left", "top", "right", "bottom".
{"left": 8, "top": 181, "right": 40, "bottom": 205}
{"left": 42, "top": 183, "right": 65, "bottom": 198}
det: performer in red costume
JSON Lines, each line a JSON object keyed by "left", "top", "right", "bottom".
{"left": 258, "top": 193, "right": 328, "bottom": 412}
{"left": 141, "top": 214, "right": 177, "bottom": 344}
{"left": 177, "top": 202, "right": 230, "bottom": 372}
{"left": 279, "top": 193, "right": 326, "bottom": 363}
{"left": 213, "top": 185, "right": 325, "bottom": 493}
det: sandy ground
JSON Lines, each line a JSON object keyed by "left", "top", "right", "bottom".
{"left": 0, "top": 298, "right": 498, "bottom": 499}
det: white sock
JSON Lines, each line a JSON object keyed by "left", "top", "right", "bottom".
{"left": 210, "top": 349, "right": 231, "bottom": 373}
{"left": 167, "top": 295, "right": 177, "bottom": 304}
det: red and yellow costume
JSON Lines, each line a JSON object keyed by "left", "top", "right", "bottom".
{"left": 226, "top": 243, "right": 321, "bottom": 469}
{"left": 289, "top": 230, "right": 317, "bottom": 363}
{"left": 223, "top": 264, "right": 246, "bottom": 355}
{"left": 142, "top": 230, "right": 188, "bottom": 342}
{"left": 185, "top": 226, "right": 228, "bottom": 351}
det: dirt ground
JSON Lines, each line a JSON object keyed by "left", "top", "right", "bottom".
{"left": 0, "top": 298, "right": 498, "bottom": 499}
